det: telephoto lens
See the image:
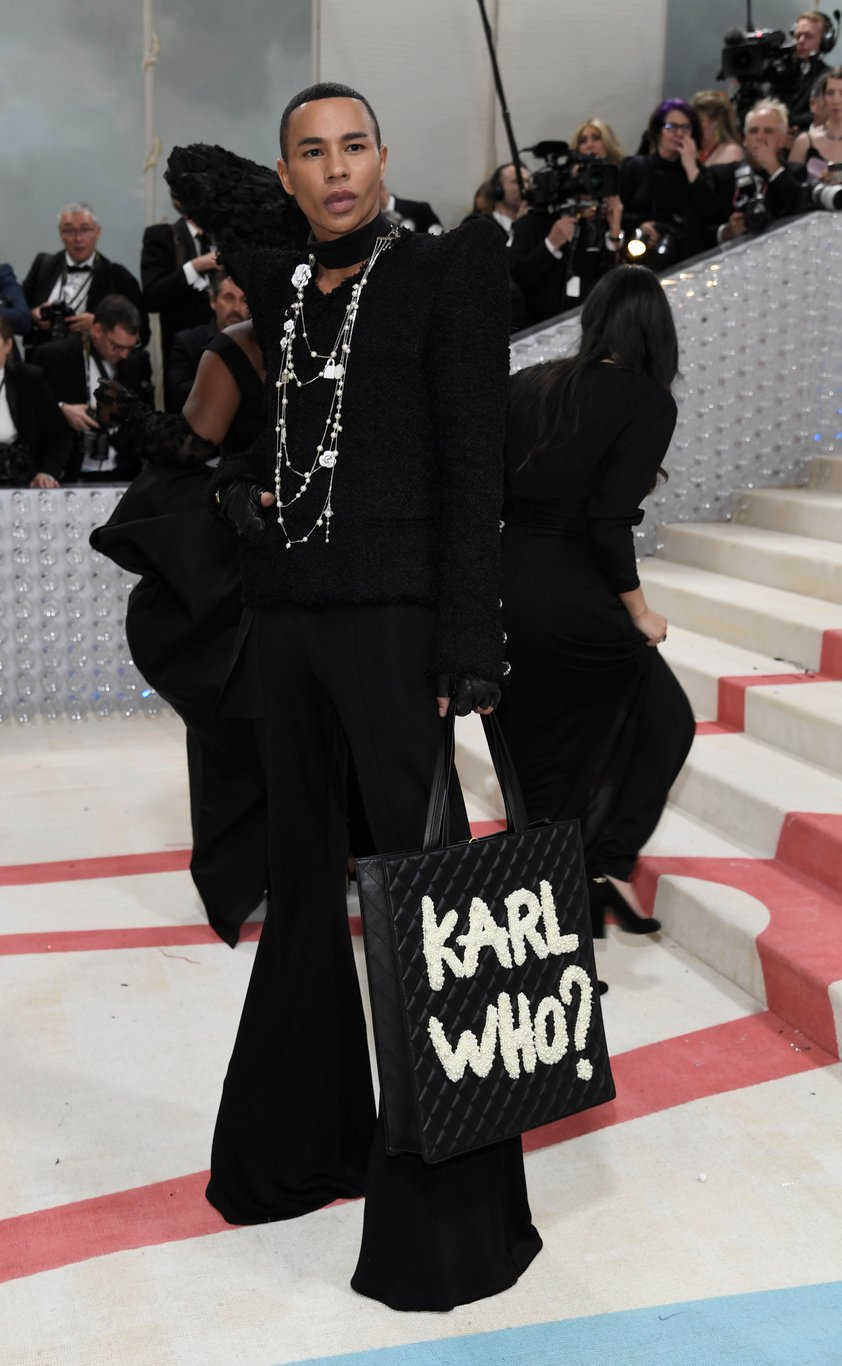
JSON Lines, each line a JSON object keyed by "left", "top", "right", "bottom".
{"left": 811, "top": 182, "right": 842, "bottom": 211}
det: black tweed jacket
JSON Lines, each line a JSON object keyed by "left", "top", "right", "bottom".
{"left": 214, "top": 217, "right": 510, "bottom": 681}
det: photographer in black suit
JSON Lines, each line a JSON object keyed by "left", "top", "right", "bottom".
{"left": 141, "top": 209, "right": 217, "bottom": 365}
{"left": 702, "top": 101, "right": 805, "bottom": 242}
{"left": 23, "top": 203, "right": 147, "bottom": 353}
{"left": 165, "top": 271, "right": 249, "bottom": 411}
{"left": 790, "top": 11, "right": 834, "bottom": 129}
{"left": 0, "top": 317, "right": 73, "bottom": 487}
{"left": 37, "top": 295, "right": 152, "bottom": 483}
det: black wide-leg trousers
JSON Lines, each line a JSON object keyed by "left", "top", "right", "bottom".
{"left": 205, "top": 603, "right": 541, "bottom": 1311}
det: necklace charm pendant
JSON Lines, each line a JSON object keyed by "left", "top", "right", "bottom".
{"left": 319, "top": 450, "right": 338, "bottom": 468}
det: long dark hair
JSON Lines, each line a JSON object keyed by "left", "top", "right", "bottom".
{"left": 518, "top": 265, "right": 678, "bottom": 460}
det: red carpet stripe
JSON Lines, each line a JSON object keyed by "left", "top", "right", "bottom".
{"left": 0, "top": 917, "right": 361, "bottom": 956}
{"left": 0, "top": 1009, "right": 831, "bottom": 1286}
{"left": 716, "top": 671, "right": 830, "bottom": 730}
{"left": 0, "top": 849, "right": 191, "bottom": 887}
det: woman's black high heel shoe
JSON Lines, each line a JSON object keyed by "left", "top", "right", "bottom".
{"left": 589, "top": 876, "right": 661, "bottom": 935}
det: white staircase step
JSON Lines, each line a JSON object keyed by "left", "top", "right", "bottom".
{"left": 639, "top": 559, "right": 842, "bottom": 670}
{"left": 652, "top": 875, "right": 769, "bottom": 1009}
{"left": 661, "top": 522, "right": 842, "bottom": 605}
{"left": 670, "top": 731, "right": 842, "bottom": 855}
{"left": 659, "top": 626, "right": 805, "bottom": 721}
{"left": 809, "top": 455, "right": 842, "bottom": 494}
{"left": 642, "top": 803, "right": 766, "bottom": 860}
{"left": 745, "top": 681, "right": 842, "bottom": 775}
{"left": 733, "top": 487, "right": 842, "bottom": 544}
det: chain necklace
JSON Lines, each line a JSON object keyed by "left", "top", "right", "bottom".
{"left": 273, "top": 226, "right": 399, "bottom": 549}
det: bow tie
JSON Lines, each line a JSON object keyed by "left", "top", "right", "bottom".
{"left": 66, "top": 264, "right": 92, "bottom": 274}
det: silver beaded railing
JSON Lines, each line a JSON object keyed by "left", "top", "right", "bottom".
{"left": 2, "top": 212, "right": 841, "bottom": 724}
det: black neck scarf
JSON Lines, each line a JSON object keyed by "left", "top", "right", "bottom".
{"left": 308, "top": 212, "right": 393, "bottom": 269}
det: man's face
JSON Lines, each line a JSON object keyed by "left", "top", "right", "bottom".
{"left": 793, "top": 17, "right": 824, "bottom": 58}
{"left": 499, "top": 164, "right": 529, "bottom": 210}
{"left": 58, "top": 211, "right": 100, "bottom": 264}
{"left": 211, "top": 278, "right": 249, "bottom": 329}
{"left": 277, "top": 96, "right": 387, "bottom": 241}
{"left": 744, "top": 109, "right": 787, "bottom": 159}
{"left": 92, "top": 323, "right": 137, "bottom": 365}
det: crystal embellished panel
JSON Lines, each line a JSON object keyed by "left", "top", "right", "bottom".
{"left": 1, "top": 214, "right": 840, "bottom": 724}
{"left": 510, "top": 212, "right": 842, "bottom": 557}
{"left": 0, "top": 487, "right": 165, "bottom": 725}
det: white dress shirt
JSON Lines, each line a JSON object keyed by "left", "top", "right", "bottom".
{"left": 183, "top": 220, "right": 210, "bottom": 293}
{"left": 47, "top": 251, "right": 96, "bottom": 312}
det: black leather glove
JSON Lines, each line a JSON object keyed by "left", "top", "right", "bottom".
{"left": 215, "top": 481, "right": 273, "bottom": 537}
{"left": 436, "top": 675, "right": 502, "bottom": 716}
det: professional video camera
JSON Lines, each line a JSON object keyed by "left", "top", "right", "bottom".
{"left": 719, "top": 27, "right": 799, "bottom": 122}
{"left": 524, "top": 140, "right": 620, "bottom": 218}
{"left": 732, "top": 161, "right": 771, "bottom": 229}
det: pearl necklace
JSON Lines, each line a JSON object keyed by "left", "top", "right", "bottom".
{"left": 273, "top": 227, "right": 399, "bottom": 549}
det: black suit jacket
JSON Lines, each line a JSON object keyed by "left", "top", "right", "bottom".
{"left": 22, "top": 250, "right": 148, "bottom": 349}
{"left": 141, "top": 219, "right": 213, "bottom": 362}
{"left": 3, "top": 360, "right": 74, "bottom": 480}
{"left": 791, "top": 55, "right": 831, "bottom": 131}
{"left": 165, "top": 320, "right": 218, "bottom": 412}
{"left": 391, "top": 195, "right": 442, "bottom": 233}
{"left": 695, "top": 159, "right": 806, "bottom": 230}
{"left": 36, "top": 334, "right": 153, "bottom": 482}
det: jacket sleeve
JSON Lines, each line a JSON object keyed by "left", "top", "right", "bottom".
{"left": 508, "top": 215, "right": 571, "bottom": 294}
{"left": 140, "top": 225, "right": 191, "bottom": 311}
{"left": 0, "top": 264, "right": 33, "bottom": 333}
{"left": 426, "top": 217, "right": 509, "bottom": 681}
{"left": 587, "top": 387, "right": 677, "bottom": 593}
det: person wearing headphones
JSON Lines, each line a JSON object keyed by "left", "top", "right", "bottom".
{"left": 790, "top": 10, "right": 837, "bottom": 130}
{"left": 487, "top": 162, "right": 531, "bottom": 243}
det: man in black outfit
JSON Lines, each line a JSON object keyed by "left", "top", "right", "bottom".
{"left": 165, "top": 270, "right": 249, "bottom": 411}
{"left": 140, "top": 207, "right": 217, "bottom": 365}
{"left": 38, "top": 295, "right": 152, "bottom": 483}
{"left": 700, "top": 100, "right": 806, "bottom": 242}
{"left": 509, "top": 192, "right": 625, "bottom": 326}
{"left": 0, "top": 317, "right": 72, "bottom": 487}
{"left": 790, "top": 10, "right": 834, "bottom": 129}
{"left": 205, "top": 83, "right": 541, "bottom": 1313}
{"left": 379, "top": 182, "right": 442, "bottom": 232}
{"left": 23, "top": 203, "right": 147, "bottom": 353}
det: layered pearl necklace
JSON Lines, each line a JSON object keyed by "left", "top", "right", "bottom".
{"left": 274, "top": 226, "right": 399, "bottom": 549}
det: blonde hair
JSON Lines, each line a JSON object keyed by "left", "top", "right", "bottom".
{"left": 746, "top": 98, "right": 790, "bottom": 131}
{"left": 796, "top": 10, "right": 831, "bottom": 31}
{"left": 692, "top": 90, "right": 741, "bottom": 147}
{"left": 571, "top": 118, "right": 624, "bottom": 165}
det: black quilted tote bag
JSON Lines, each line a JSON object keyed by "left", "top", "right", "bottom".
{"left": 356, "top": 712, "right": 615, "bottom": 1164}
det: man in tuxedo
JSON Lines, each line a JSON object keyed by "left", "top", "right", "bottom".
{"left": 23, "top": 203, "right": 147, "bottom": 353}
{"left": 790, "top": 11, "right": 833, "bottom": 130}
{"left": 0, "top": 317, "right": 73, "bottom": 487}
{"left": 37, "top": 294, "right": 152, "bottom": 483}
{"left": 164, "top": 270, "right": 249, "bottom": 411}
{"left": 700, "top": 101, "right": 806, "bottom": 242}
{"left": 141, "top": 206, "right": 217, "bottom": 365}
{"left": 379, "top": 183, "right": 442, "bottom": 233}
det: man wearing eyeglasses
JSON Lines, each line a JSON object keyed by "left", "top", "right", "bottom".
{"left": 37, "top": 294, "right": 152, "bottom": 483}
{"left": 22, "top": 203, "right": 147, "bottom": 355}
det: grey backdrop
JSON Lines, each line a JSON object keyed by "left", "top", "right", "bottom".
{"left": 1, "top": 0, "right": 311, "bottom": 288}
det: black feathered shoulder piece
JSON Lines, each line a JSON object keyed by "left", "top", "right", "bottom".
{"left": 165, "top": 144, "right": 310, "bottom": 288}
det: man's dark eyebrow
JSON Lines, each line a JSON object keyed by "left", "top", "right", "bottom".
{"left": 295, "top": 130, "right": 371, "bottom": 148}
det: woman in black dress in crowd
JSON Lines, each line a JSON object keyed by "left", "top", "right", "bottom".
{"left": 91, "top": 323, "right": 270, "bottom": 946}
{"left": 497, "top": 266, "right": 695, "bottom": 951}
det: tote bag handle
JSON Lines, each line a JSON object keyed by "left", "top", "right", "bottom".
{"left": 423, "top": 710, "right": 529, "bottom": 852}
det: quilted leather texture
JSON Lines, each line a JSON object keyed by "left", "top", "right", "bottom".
{"left": 357, "top": 821, "right": 615, "bottom": 1164}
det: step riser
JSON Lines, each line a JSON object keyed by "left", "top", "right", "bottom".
{"left": 734, "top": 494, "right": 842, "bottom": 545}
{"left": 661, "top": 527, "right": 842, "bottom": 606}
{"left": 808, "top": 457, "right": 842, "bottom": 494}
{"left": 670, "top": 763, "right": 782, "bottom": 855}
{"left": 745, "top": 689, "right": 842, "bottom": 777}
{"left": 652, "top": 876, "right": 768, "bottom": 1008}
{"left": 639, "top": 575, "right": 823, "bottom": 670}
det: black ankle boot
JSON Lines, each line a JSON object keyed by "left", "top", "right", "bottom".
{"left": 589, "top": 876, "right": 661, "bottom": 935}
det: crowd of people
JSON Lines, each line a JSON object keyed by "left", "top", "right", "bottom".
{"left": 2, "top": 11, "right": 838, "bottom": 1319}
{"left": 1, "top": 11, "right": 839, "bottom": 486}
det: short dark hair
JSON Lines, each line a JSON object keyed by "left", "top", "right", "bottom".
{"left": 279, "top": 82, "right": 381, "bottom": 160}
{"left": 648, "top": 98, "right": 701, "bottom": 148}
{"left": 207, "top": 269, "right": 235, "bottom": 297}
{"left": 93, "top": 294, "right": 140, "bottom": 335}
{"left": 0, "top": 316, "right": 15, "bottom": 343}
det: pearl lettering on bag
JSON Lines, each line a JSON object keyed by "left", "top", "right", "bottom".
{"left": 427, "top": 968, "right": 594, "bottom": 1084}
{"left": 421, "top": 881, "right": 578, "bottom": 991}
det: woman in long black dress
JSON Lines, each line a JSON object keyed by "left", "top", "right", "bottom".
{"left": 91, "top": 324, "right": 270, "bottom": 945}
{"left": 498, "top": 266, "right": 695, "bottom": 944}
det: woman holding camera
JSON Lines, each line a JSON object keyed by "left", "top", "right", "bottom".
{"left": 497, "top": 267, "right": 694, "bottom": 948}
{"left": 620, "top": 99, "right": 715, "bottom": 266}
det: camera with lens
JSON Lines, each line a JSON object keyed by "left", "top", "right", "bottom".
{"left": 810, "top": 180, "right": 842, "bottom": 210}
{"left": 718, "top": 26, "right": 799, "bottom": 121}
{"left": 80, "top": 408, "right": 111, "bottom": 466}
{"left": 40, "top": 300, "right": 76, "bottom": 340}
{"left": 524, "top": 140, "right": 620, "bottom": 217}
{"left": 731, "top": 161, "right": 771, "bottom": 230}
